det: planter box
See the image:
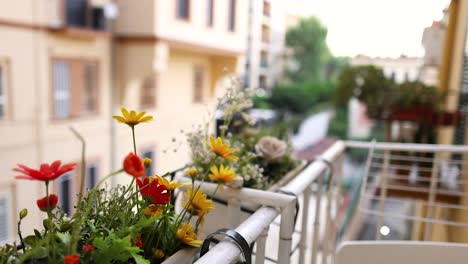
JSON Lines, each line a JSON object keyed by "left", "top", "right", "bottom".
{"left": 162, "top": 248, "right": 198, "bottom": 264}
{"left": 381, "top": 107, "right": 461, "bottom": 126}
{"left": 197, "top": 162, "right": 307, "bottom": 236}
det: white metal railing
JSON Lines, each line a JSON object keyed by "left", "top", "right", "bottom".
{"left": 192, "top": 141, "right": 346, "bottom": 264}
{"left": 190, "top": 140, "right": 468, "bottom": 264}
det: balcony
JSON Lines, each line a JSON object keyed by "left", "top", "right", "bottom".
{"left": 188, "top": 140, "right": 468, "bottom": 263}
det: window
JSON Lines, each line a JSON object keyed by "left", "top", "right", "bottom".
{"left": 0, "top": 196, "right": 9, "bottom": 242}
{"left": 140, "top": 75, "right": 157, "bottom": 108}
{"left": 59, "top": 173, "right": 72, "bottom": 215}
{"left": 177, "top": 0, "right": 190, "bottom": 20}
{"left": 87, "top": 163, "right": 98, "bottom": 190}
{"left": 228, "top": 0, "right": 236, "bottom": 31}
{"left": 260, "top": 51, "right": 268, "bottom": 67}
{"left": 263, "top": 1, "right": 271, "bottom": 17}
{"left": 261, "top": 25, "right": 270, "bottom": 43}
{"left": 259, "top": 75, "right": 267, "bottom": 89}
{"left": 52, "top": 59, "right": 99, "bottom": 119}
{"left": 207, "top": 0, "right": 214, "bottom": 27}
{"left": 82, "top": 62, "right": 98, "bottom": 114}
{"left": 142, "top": 150, "right": 155, "bottom": 176}
{"left": 193, "top": 65, "right": 204, "bottom": 103}
{"left": 0, "top": 64, "right": 5, "bottom": 119}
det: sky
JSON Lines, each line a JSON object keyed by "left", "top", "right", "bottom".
{"left": 288, "top": 0, "right": 451, "bottom": 58}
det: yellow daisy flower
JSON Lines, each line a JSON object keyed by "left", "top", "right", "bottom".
{"left": 153, "top": 248, "right": 165, "bottom": 259}
{"left": 209, "top": 164, "right": 236, "bottom": 184}
{"left": 143, "top": 204, "right": 163, "bottom": 218}
{"left": 181, "top": 187, "right": 215, "bottom": 217}
{"left": 112, "top": 107, "right": 153, "bottom": 127}
{"left": 177, "top": 222, "right": 203, "bottom": 247}
{"left": 156, "top": 175, "right": 189, "bottom": 190}
{"left": 209, "top": 136, "right": 238, "bottom": 161}
{"left": 185, "top": 167, "right": 199, "bottom": 178}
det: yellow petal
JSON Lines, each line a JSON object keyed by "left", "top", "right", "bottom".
{"left": 121, "top": 107, "right": 129, "bottom": 118}
{"left": 112, "top": 116, "right": 126, "bottom": 123}
{"left": 129, "top": 110, "right": 137, "bottom": 120}
{"left": 136, "top": 111, "right": 146, "bottom": 120}
{"left": 139, "top": 116, "right": 153, "bottom": 123}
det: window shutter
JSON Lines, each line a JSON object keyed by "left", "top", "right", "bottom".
{"left": 193, "top": 65, "right": 204, "bottom": 103}
{"left": 141, "top": 75, "right": 156, "bottom": 108}
{"left": 53, "top": 61, "right": 71, "bottom": 119}
{"left": 0, "top": 65, "right": 4, "bottom": 118}
{"left": 82, "top": 62, "right": 98, "bottom": 114}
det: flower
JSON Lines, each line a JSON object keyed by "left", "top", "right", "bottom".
{"left": 185, "top": 167, "right": 199, "bottom": 178}
{"left": 64, "top": 254, "right": 80, "bottom": 264}
{"left": 181, "top": 187, "right": 214, "bottom": 217}
{"left": 112, "top": 107, "right": 153, "bottom": 127}
{"left": 123, "top": 153, "right": 145, "bottom": 178}
{"left": 131, "top": 233, "right": 143, "bottom": 248}
{"left": 209, "top": 136, "right": 238, "bottom": 161}
{"left": 153, "top": 248, "right": 165, "bottom": 259}
{"left": 82, "top": 244, "right": 96, "bottom": 255}
{"left": 137, "top": 177, "right": 171, "bottom": 205}
{"left": 143, "top": 204, "right": 163, "bottom": 218}
{"left": 13, "top": 161, "right": 76, "bottom": 182}
{"left": 255, "top": 136, "right": 287, "bottom": 162}
{"left": 209, "top": 164, "right": 236, "bottom": 185}
{"left": 36, "top": 194, "right": 58, "bottom": 212}
{"left": 177, "top": 223, "right": 203, "bottom": 247}
{"left": 156, "top": 175, "right": 189, "bottom": 190}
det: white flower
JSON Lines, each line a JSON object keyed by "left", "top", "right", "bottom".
{"left": 255, "top": 136, "right": 287, "bottom": 162}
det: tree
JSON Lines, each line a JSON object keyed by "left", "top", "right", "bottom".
{"left": 286, "top": 17, "right": 331, "bottom": 82}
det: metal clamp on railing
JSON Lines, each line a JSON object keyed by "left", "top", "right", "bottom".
{"left": 200, "top": 228, "right": 252, "bottom": 264}
{"left": 313, "top": 157, "right": 334, "bottom": 188}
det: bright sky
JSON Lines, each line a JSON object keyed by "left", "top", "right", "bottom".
{"left": 289, "top": 0, "right": 451, "bottom": 57}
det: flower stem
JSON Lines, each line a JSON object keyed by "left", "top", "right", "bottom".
{"left": 17, "top": 219, "right": 25, "bottom": 254}
{"left": 45, "top": 181, "right": 52, "bottom": 220}
{"left": 131, "top": 126, "right": 137, "bottom": 155}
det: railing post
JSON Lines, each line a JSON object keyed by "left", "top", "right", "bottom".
{"left": 278, "top": 200, "right": 296, "bottom": 264}
{"left": 322, "top": 164, "right": 335, "bottom": 264}
{"left": 310, "top": 173, "right": 324, "bottom": 264}
{"left": 424, "top": 151, "right": 440, "bottom": 241}
{"left": 376, "top": 149, "right": 390, "bottom": 240}
{"left": 298, "top": 186, "right": 312, "bottom": 264}
{"left": 255, "top": 226, "right": 269, "bottom": 264}
{"left": 331, "top": 153, "right": 345, "bottom": 263}
{"left": 228, "top": 197, "right": 241, "bottom": 228}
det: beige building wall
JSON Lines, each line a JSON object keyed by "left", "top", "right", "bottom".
{"left": 0, "top": 0, "right": 113, "bottom": 241}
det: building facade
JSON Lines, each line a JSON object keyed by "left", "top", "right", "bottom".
{"left": 0, "top": 0, "right": 247, "bottom": 243}
{"left": 244, "top": 0, "right": 286, "bottom": 90}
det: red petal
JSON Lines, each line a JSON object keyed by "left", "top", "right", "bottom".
{"left": 50, "top": 160, "right": 62, "bottom": 172}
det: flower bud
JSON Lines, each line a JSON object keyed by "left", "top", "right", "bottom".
{"left": 43, "top": 219, "right": 53, "bottom": 230}
{"left": 19, "top": 208, "right": 28, "bottom": 220}
{"left": 143, "top": 158, "right": 152, "bottom": 169}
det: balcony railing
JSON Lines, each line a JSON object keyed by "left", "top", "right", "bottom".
{"left": 187, "top": 140, "right": 468, "bottom": 264}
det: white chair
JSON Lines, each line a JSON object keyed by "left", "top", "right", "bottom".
{"left": 336, "top": 241, "right": 468, "bottom": 264}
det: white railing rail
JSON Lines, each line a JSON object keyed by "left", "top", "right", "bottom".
{"left": 194, "top": 141, "right": 346, "bottom": 264}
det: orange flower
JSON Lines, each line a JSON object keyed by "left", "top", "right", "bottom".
{"left": 177, "top": 223, "right": 203, "bottom": 247}
{"left": 209, "top": 136, "right": 237, "bottom": 161}
{"left": 123, "top": 153, "right": 145, "bottom": 177}
{"left": 14, "top": 161, "right": 76, "bottom": 182}
{"left": 131, "top": 233, "right": 143, "bottom": 248}
{"left": 185, "top": 167, "right": 199, "bottom": 178}
{"left": 36, "top": 194, "right": 58, "bottom": 212}
{"left": 64, "top": 254, "right": 80, "bottom": 264}
{"left": 209, "top": 164, "right": 236, "bottom": 184}
{"left": 137, "top": 177, "right": 171, "bottom": 205}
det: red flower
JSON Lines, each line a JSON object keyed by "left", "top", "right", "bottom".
{"left": 131, "top": 233, "right": 143, "bottom": 248}
{"left": 123, "top": 153, "right": 145, "bottom": 177}
{"left": 82, "top": 244, "right": 95, "bottom": 254}
{"left": 36, "top": 194, "right": 58, "bottom": 212}
{"left": 137, "top": 177, "right": 171, "bottom": 205}
{"left": 14, "top": 160, "right": 76, "bottom": 182}
{"left": 64, "top": 254, "right": 80, "bottom": 264}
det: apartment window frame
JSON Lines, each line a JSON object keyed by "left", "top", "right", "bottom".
{"left": 207, "top": 0, "right": 214, "bottom": 27}
{"left": 228, "top": 0, "right": 237, "bottom": 32}
{"left": 51, "top": 58, "right": 100, "bottom": 120}
{"left": 0, "top": 59, "right": 10, "bottom": 120}
{"left": 176, "top": 0, "right": 190, "bottom": 21}
{"left": 57, "top": 172, "right": 73, "bottom": 216}
{"left": 86, "top": 161, "right": 99, "bottom": 190}
{"left": 0, "top": 193, "right": 11, "bottom": 243}
{"left": 193, "top": 65, "right": 205, "bottom": 103}
{"left": 140, "top": 74, "right": 157, "bottom": 109}
{"left": 141, "top": 147, "right": 155, "bottom": 177}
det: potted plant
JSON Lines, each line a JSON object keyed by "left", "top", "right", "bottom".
{"left": 0, "top": 108, "right": 222, "bottom": 264}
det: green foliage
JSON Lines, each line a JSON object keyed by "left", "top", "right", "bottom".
{"left": 92, "top": 233, "right": 147, "bottom": 264}
{"left": 328, "top": 107, "right": 348, "bottom": 139}
{"left": 286, "top": 17, "right": 331, "bottom": 82}
{"left": 268, "top": 81, "right": 336, "bottom": 115}
{"left": 252, "top": 95, "right": 271, "bottom": 109}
